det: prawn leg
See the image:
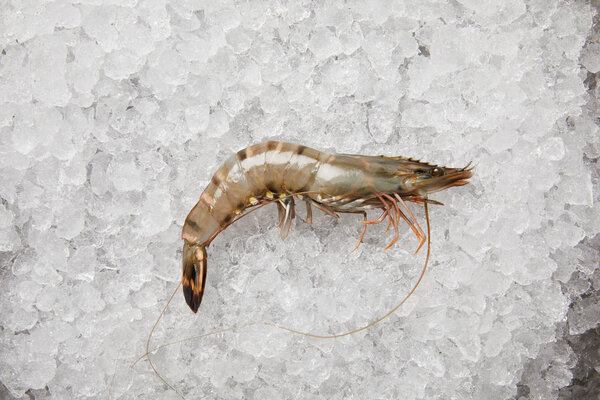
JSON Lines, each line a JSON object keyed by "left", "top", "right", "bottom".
{"left": 384, "top": 213, "right": 392, "bottom": 233}
{"left": 352, "top": 208, "right": 389, "bottom": 253}
{"left": 394, "top": 193, "right": 426, "bottom": 254}
{"left": 382, "top": 193, "right": 418, "bottom": 244}
{"left": 277, "top": 202, "right": 285, "bottom": 227}
{"left": 305, "top": 200, "right": 313, "bottom": 224}
{"left": 351, "top": 212, "right": 368, "bottom": 253}
{"left": 379, "top": 193, "right": 400, "bottom": 250}
{"left": 278, "top": 197, "right": 296, "bottom": 240}
{"left": 372, "top": 193, "right": 399, "bottom": 250}
{"left": 353, "top": 193, "right": 424, "bottom": 252}
{"left": 310, "top": 200, "right": 340, "bottom": 219}
{"left": 363, "top": 209, "right": 388, "bottom": 225}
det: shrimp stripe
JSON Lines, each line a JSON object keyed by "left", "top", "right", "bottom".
{"left": 285, "top": 145, "right": 325, "bottom": 193}
{"left": 263, "top": 141, "right": 296, "bottom": 191}
{"left": 239, "top": 142, "right": 269, "bottom": 195}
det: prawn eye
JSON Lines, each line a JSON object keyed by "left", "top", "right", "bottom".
{"left": 430, "top": 167, "right": 444, "bottom": 176}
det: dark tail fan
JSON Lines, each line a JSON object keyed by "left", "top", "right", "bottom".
{"left": 182, "top": 243, "right": 207, "bottom": 313}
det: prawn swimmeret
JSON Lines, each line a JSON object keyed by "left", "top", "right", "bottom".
{"left": 181, "top": 141, "right": 473, "bottom": 313}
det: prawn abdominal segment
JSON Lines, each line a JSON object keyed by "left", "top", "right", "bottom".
{"left": 181, "top": 141, "right": 473, "bottom": 313}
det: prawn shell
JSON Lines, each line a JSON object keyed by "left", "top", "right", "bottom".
{"left": 180, "top": 141, "right": 472, "bottom": 313}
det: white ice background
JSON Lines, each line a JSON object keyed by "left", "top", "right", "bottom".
{"left": 1, "top": 0, "right": 599, "bottom": 399}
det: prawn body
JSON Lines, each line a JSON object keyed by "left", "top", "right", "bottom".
{"left": 182, "top": 141, "right": 472, "bottom": 313}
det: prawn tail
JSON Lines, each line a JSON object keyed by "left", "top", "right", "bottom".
{"left": 182, "top": 242, "right": 208, "bottom": 313}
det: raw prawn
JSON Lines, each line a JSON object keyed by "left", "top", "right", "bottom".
{"left": 181, "top": 141, "right": 472, "bottom": 313}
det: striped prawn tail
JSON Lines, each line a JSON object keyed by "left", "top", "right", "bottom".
{"left": 182, "top": 242, "right": 207, "bottom": 313}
